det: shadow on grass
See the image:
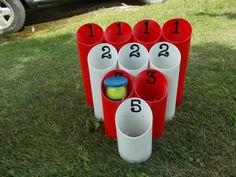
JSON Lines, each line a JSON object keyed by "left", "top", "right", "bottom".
{"left": 183, "top": 41, "right": 235, "bottom": 105}
{"left": 195, "top": 12, "right": 236, "bottom": 20}
{"left": 178, "top": 42, "right": 235, "bottom": 130}
{"left": 0, "top": 34, "right": 235, "bottom": 176}
{"left": 0, "top": 0, "right": 143, "bottom": 43}
{"left": 25, "top": 0, "right": 142, "bottom": 25}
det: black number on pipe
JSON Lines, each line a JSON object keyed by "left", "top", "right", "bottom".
{"left": 114, "top": 72, "right": 124, "bottom": 76}
{"left": 158, "top": 44, "right": 169, "bottom": 57}
{"left": 116, "top": 22, "right": 122, "bottom": 35}
{"left": 131, "top": 99, "right": 142, "bottom": 113}
{"left": 129, "top": 44, "right": 140, "bottom": 58}
{"left": 88, "top": 24, "right": 95, "bottom": 37}
{"left": 143, "top": 20, "right": 150, "bottom": 34}
{"left": 146, "top": 71, "right": 157, "bottom": 84}
{"left": 173, "top": 21, "right": 180, "bottom": 34}
{"left": 101, "top": 46, "right": 112, "bottom": 59}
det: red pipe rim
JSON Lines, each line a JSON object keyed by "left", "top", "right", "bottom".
{"left": 162, "top": 18, "right": 192, "bottom": 44}
{"left": 76, "top": 23, "right": 104, "bottom": 47}
{"left": 104, "top": 21, "right": 133, "bottom": 46}
{"left": 134, "top": 69, "right": 168, "bottom": 104}
{"left": 133, "top": 19, "right": 162, "bottom": 45}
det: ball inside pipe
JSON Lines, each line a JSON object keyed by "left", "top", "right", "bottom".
{"left": 104, "top": 76, "right": 128, "bottom": 101}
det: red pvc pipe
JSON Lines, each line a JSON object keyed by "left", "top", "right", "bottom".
{"left": 162, "top": 18, "right": 192, "bottom": 107}
{"left": 104, "top": 21, "right": 133, "bottom": 51}
{"left": 133, "top": 19, "right": 162, "bottom": 51}
{"left": 76, "top": 23, "right": 104, "bottom": 107}
{"left": 135, "top": 69, "right": 168, "bottom": 139}
{"left": 101, "top": 69, "right": 135, "bottom": 140}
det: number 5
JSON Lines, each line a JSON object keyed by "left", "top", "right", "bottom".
{"left": 131, "top": 99, "right": 142, "bottom": 112}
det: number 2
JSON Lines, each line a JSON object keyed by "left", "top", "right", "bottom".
{"left": 158, "top": 44, "right": 169, "bottom": 57}
{"left": 129, "top": 44, "right": 140, "bottom": 58}
{"left": 131, "top": 99, "right": 142, "bottom": 112}
{"left": 101, "top": 46, "right": 112, "bottom": 59}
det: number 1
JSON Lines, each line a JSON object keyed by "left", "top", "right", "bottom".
{"left": 143, "top": 20, "right": 150, "bottom": 34}
{"left": 173, "top": 21, "right": 180, "bottom": 34}
{"left": 116, "top": 22, "right": 122, "bottom": 35}
{"left": 88, "top": 24, "right": 95, "bottom": 37}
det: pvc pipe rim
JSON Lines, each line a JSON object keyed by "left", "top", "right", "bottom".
{"left": 134, "top": 69, "right": 168, "bottom": 104}
{"left": 88, "top": 43, "right": 118, "bottom": 72}
{"left": 133, "top": 19, "right": 162, "bottom": 45}
{"left": 76, "top": 23, "right": 104, "bottom": 47}
{"left": 149, "top": 42, "right": 181, "bottom": 71}
{"left": 118, "top": 42, "right": 149, "bottom": 71}
{"left": 115, "top": 97, "right": 153, "bottom": 139}
{"left": 104, "top": 21, "right": 133, "bottom": 46}
{"left": 162, "top": 18, "right": 192, "bottom": 44}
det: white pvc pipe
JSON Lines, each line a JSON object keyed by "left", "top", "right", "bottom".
{"left": 88, "top": 43, "right": 118, "bottom": 121}
{"left": 118, "top": 43, "right": 149, "bottom": 77}
{"left": 115, "top": 97, "right": 153, "bottom": 163}
{"left": 149, "top": 42, "right": 181, "bottom": 121}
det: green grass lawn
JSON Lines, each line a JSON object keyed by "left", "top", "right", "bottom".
{"left": 0, "top": 0, "right": 236, "bottom": 176}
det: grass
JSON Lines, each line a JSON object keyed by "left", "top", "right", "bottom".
{"left": 0, "top": 0, "right": 236, "bottom": 176}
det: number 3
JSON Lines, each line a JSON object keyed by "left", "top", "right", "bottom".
{"left": 114, "top": 72, "right": 124, "bottom": 76}
{"left": 131, "top": 99, "right": 142, "bottom": 112}
{"left": 146, "top": 71, "right": 157, "bottom": 84}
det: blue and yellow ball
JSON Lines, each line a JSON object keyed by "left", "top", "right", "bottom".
{"left": 104, "top": 76, "right": 128, "bottom": 101}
